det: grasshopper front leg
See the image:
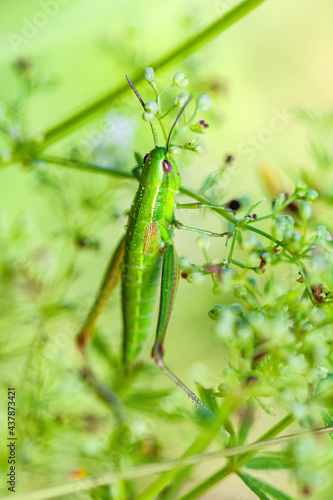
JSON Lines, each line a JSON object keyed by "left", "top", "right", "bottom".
{"left": 77, "top": 235, "right": 126, "bottom": 350}
{"left": 152, "top": 244, "right": 214, "bottom": 416}
{"left": 173, "top": 219, "right": 232, "bottom": 238}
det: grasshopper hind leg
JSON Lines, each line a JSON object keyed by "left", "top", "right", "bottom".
{"left": 76, "top": 235, "right": 125, "bottom": 350}
{"left": 154, "top": 356, "right": 214, "bottom": 416}
{"left": 152, "top": 243, "right": 214, "bottom": 417}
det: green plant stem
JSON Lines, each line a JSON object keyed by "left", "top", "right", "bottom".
{"left": 35, "top": 154, "right": 134, "bottom": 179}
{"left": 157, "top": 114, "right": 168, "bottom": 142}
{"left": 242, "top": 224, "right": 281, "bottom": 246}
{"left": 250, "top": 193, "right": 298, "bottom": 222}
{"left": 37, "top": 154, "right": 317, "bottom": 308}
{"left": 36, "top": 154, "right": 289, "bottom": 250}
{"left": 38, "top": 0, "right": 268, "bottom": 148}
{"left": 3, "top": 422, "right": 332, "bottom": 500}
{"left": 38, "top": 153, "right": 313, "bottom": 297}
{"left": 177, "top": 414, "right": 296, "bottom": 500}
{"left": 138, "top": 390, "right": 247, "bottom": 500}
{"left": 228, "top": 258, "right": 259, "bottom": 271}
{"left": 297, "top": 262, "right": 316, "bottom": 304}
{"left": 227, "top": 227, "right": 239, "bottom": 262}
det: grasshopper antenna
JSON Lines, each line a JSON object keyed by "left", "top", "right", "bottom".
{"left": 166, "top": 95, "right": 193, "bottom": 150}
{"left": 126, "top": 75, "right": 158, "bottom": 147}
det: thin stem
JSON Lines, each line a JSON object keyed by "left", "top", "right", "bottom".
{"left": 171, "top": 108, "right": 199, "bottom": 142}
{"left": 160, "top": 105, "right": 177, "bottom": 119}
{"left": 177, "top": 414, "right": 296, "bottom": 500}
{"left": 167, "top": 96, "right": 192, "bottom": 149}
{"left": 227, "top": 227, "right": 239, "bottom": 262}
{"left": 138, "top": 391, "right": 245, "bottom": 500}
{"left": 248, "top": 193, "right": 298, "bottom": 222}
{"left": 35, "top": 155, "right": 291, "bottom": 255}
{"left": 34, "top": 154, "right": 295, "bottom": 262}
{"left": 150, "top": 80, "right": 160, "bottom": 106}
{"left": 298, "top": 262, "right": 316, "bottom": 304}
{"left": 159, "top": 84, "right": 175, "bottom": 97}
{"left": 157, "top": 115, "right": 168, "bottom": 142}
{"left": 243, "top": 223, "right": 282, "bottom": 246}
{"left": 13, "top": 416, "right": 333, "bottom": 500}
{"left": 38, "top": 0, "right": 268, "bottom": 148}
{"left": 228, "top": 258, "right": 259, "bottom": 271}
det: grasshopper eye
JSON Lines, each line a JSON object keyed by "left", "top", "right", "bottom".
{"left": 162, "top": 159, "right": 173, "bottom": 174}
{"left": 143, "top": 153, "right": 150, "bottom": 163}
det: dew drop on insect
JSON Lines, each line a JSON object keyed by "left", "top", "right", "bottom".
{"left": 162, "top": 159, "right": 173, "bottom": 174}
{"left": 143, "top": 153, "right": 150, "bottom": 163}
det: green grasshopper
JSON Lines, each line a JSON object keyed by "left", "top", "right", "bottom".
{"left": 77, "top": 69, "right": 230, "bottom": 414}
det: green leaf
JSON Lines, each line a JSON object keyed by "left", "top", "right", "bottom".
{"left": 237, "top": 471, "right": 270, "bottom": 500}
{"left": 124, "top": 390, "right": 172, "bottom": 411}
{"left": 313, "top": 373, "right": 333, "bottom": 409}
{"left": 189, "top": 124, "right": 206, "bottom": 134}
{"left": 255, "top": 397, "right": 277, "bottom": 416}
{"left": 197, "top": 384, "right": 218, "bottom": 415}
{"left": 238, "top": 471, "right": 297, "bottom": 500}
{"left": 245, "top": 453, "right": 291, "bottom": 470}
{"left": 237, "top": 402, "right": 255, "bottom": 445}
{"left": 134, "top": 151, "right": 143, "bottom": 166}
{"left": 320, "top": 409, "right": 333, "bottom": 440}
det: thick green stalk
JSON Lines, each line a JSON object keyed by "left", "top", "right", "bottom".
{"left": 39, "top": 0, "right": 268, "bottom": 148}
{"left": 35, "top": 154, "right": 133, "bottom": 179}
{"left": 177, "top": 414, "right": 296, "bottom": 500}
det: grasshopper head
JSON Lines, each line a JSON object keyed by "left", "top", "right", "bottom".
{"left": 141, "top": 146, "right": 181, "bottom": 192}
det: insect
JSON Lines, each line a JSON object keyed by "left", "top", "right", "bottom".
{"left": 77, "top": 69, "right": 230, "bottom": 414}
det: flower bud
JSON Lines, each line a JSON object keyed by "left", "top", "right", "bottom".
{"left": 208, "top": 305, "right": 225, "bottom": 320}
{"left": 296, "top": 178, "right": 307, "bottom": 190}
{"left": 174, "top": 95, "right": 186, "bottom": 108}
{"left": 142, "top": 111, "right": 154, "bottom": 122}
{"left": 275, "top": 215, "right": 294, "bottom": 238}
{"left": 143, "top": 67, "right": 155, "bottom": 83}
{"left": 190, "top": 120, "right": 209, "bottom": 133}
{"left": 295, "top": 178, "right": 308, "bottom": 197}
{"left": 304, "top": 189, "right": 318, "bottom": 202}
{"left": 187, "top": 272, "right": 204, "bottom": 284}
{"left": 234, "top": 286, "right": 247, "bottom": 298}
{"left": 180, "top": 91, "right": 189, "bottom": 99}
{"left": 196, "top": 93, "right": 211, "bottom": 111}
{"left": 173, "top": 72, "right": 185, "bottom": 84}
{"left": 194, "top": 146, "right": 203, "bottom": 154}
{"left": 144, "top": 100, "right": 158, "bottom": 115}
{"left": 170, "top": 145, "right": 182, "bottom": 156}
{"left": 299, "top": 200, "right": 312, "bottom": 220}
{"left": 317, "top": 225, "right": 329, "bottom": 238}
{"left": 177, "top": 78, "right": 189, "bottom": 88}
{"left": 284, "top": 231, "right": 302, "bottom": 251}
{"left": 230, "top": 304, "right": 243, "bottom": 316}
{"left": 273, "top": 192, "right": 286, "bottom": 212}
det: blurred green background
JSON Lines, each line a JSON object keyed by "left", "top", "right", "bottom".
{"left": 0, "top": 0, "right": 333, "bottom": 498}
